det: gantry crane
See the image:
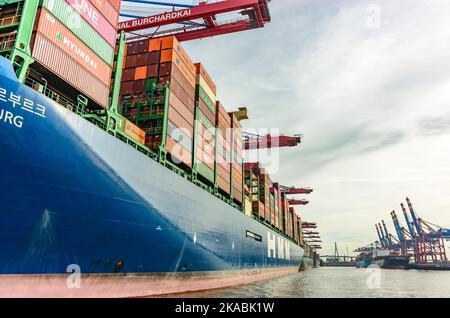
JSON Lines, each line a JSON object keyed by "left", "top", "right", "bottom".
{"left": 404, "top": 197, "right": 449, "bottom": 264}
{"left": 370, "top": 197, "right": 450, "bottom": 264}
{"left": 119, "top": 0, "right": 272, "bottom": 41}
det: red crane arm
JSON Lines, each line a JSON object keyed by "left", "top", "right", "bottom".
{"left": 281, "top": 186, "right": 313, "bottom": 195}
{"left": 167, "top": 20, "right": 253, "bottom": 42}
{"left": 301, "top": 222, "right": 317, "bottom": 229}
{"left": 119, "top": 0, "right": 268, "bottom": 32}
{"left": 244, "top": 134, "right": 302, "bottom": 150}
{"left": 303, "top": 235, "right": 320, "bottom": 239}
{"left": 288, "top": 199, "right": 309, "bottom": 205}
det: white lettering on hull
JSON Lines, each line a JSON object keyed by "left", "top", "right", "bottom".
{"left": 267, "top": 231, "right": 292, "bottom": 260}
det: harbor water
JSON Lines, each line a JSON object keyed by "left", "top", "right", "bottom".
{"left": 172, "top": 267, "right": 450, "bottom": 298}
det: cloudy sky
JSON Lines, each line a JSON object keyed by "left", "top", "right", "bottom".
{"left": 122, "top": 0, "right": 450, "bottom": 255}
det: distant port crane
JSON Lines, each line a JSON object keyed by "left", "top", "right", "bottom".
{"left": 405, "top": 198, "right": 449, "bottom": 264}
{"left": 370, "top": 197, "right": 450, "bottom": 265}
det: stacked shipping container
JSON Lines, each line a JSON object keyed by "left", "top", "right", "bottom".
{"left": 29, "top": 0, "right": 120, "bottom": 108}
{"left": 120, "top": 36, "right": 196, "bottom": 169}
{"left": 244, "top": 162, "right": 305, "bottom": 241}
{"left": 244, "top": 162, "right": 272, "bottom": 222}
{"left": 291, "top": 207, "right": 298, "bottom": 243}
{"left": 245, "top": 163, "right": 262, "bottom": 218}
{"left": 194, "top": 63, "right": 216, "bottom": 184}
{"left": 271, "top": 183, "right": 282, "bottom": 230}
{"left": 281, "top": 192, "right": 291, "bottom": 236}
{"left": 215, "top": 101, "right": 232, "bottom": 195}
{"left": 260, "top": 172, "right": 272, "bottom": 224}
{"left": 297, "top": 215, "right": 303, "bottom": 244}
{"left": 230, "top": 112, "right": 243, "bottom": 203}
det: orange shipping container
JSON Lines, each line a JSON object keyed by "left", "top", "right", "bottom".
{"left": 134, "top": 66, "right": 147, "bottom": 80}
{"left": 217, "top": 176, "right": 230, "bottom": 194}
{"left": 34, "top": 9, "right": 112, "bottom": 86}
{"left": 160, "top": 36, "right": 196, "bottom": 73}
{"left": 148, "top": 38, "right": 162, "bottom": 51}
{"left": 124, "top": 119, "right": 145, "bottom": 144}
{"left": 160, "top": 49, "right": 196, "bottom": 87}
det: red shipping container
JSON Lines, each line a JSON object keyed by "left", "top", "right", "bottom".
{"left": 35, "top": 9, "right": 112, "bottom": 86}
{"left": 86, "top": 0, "right": 119, "bottom": 28}
{"left": 125, "top": 55, "right": 137, "bottom": 68}
{"left": 159, "top": 62, "right": 171, "bottom": 77}
{"left": 120, "top": 81, "right": 133, "bottom": 95}
{"left": 66, "top": 0, "right": 117, "bottom": 47}
{"left": 147, "top": 64, "right": 158, "bottom": 78}
{"left": 133, "top": 79, "right": 145, "bottom": 93}
{"left": 121, "top": 68, "right": 135, "bottom": 82}
{"left": 32, "top": 33, "right": 109, "bottom": 108}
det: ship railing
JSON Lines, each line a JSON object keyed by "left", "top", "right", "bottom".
{"left": 0, "top": 32, "right": 16, "bottom": 53}
{"left": 24, "top": 77, "right": 77, "bottom": 111}
{"left": 0, "top": 14, "right": 21, "bottom": 28}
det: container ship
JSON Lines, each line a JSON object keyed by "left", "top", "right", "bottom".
{"left": 372, "top": 250, "right": 410, "bottom": 270}
{"left": 0, "top": 0, "right": 312, "bottom": 297}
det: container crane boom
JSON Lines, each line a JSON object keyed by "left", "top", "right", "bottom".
{"left": 376, "top": 224, "right": 387, "bottom": 248}
{"left": 382, "top": 220, "right": 393, "bottom": 246}
{"left": 288, "top": 199, "right": 309, "bottom": 205}
{"left": 378, "top": 223, "right": 388, "bottom": 248}
{"left": 279, "top": 185, "right": 313, "bottom": 195}
{"left": 406, "top": 197, "right": 423, "bottom": 235}
{"left": 391, "top": 211, "right": 405, "bottom": 242}
{"left": 401, "top": 202, "right": 415, "bottom": 237}
{"left": 243, "top": 133, "right": 302, "bottom": 150}
{"left": 119, "top": 0, "right": 272, "bottom": 41}
{"left": 302, "top": 222, "right": 317, "bottom": 229}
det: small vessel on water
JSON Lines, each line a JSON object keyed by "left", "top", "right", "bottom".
{"left": 372, "top": 249, "right": 410, "bottom": 269}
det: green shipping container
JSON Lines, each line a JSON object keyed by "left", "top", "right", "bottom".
{"left": 196, "top": 85, "right": 216, "bottom": 114}
{"left": 41, "top": 0, "right": 114, "bottom": 65}
{"left": 195, "top": 161, "right": 214, "bottom": 183}
{"left": 145, "top": 78, "right": 157, "bottom": 92}
{"left": 196, "top": 107, "right": 214, "bottom": 130}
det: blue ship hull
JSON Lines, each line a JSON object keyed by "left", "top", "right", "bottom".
{"left": 0, "top": 57, "right": 303, "bottom": 284}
